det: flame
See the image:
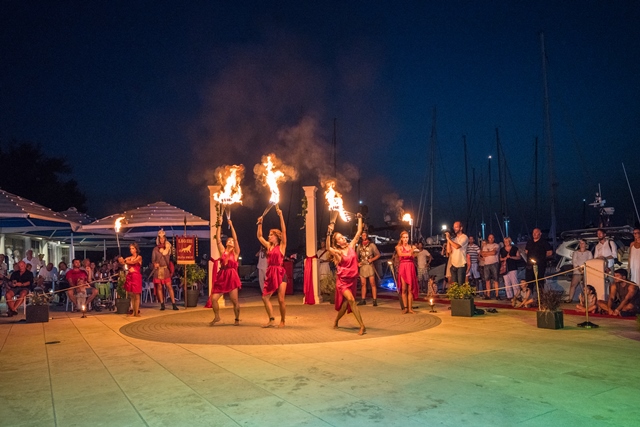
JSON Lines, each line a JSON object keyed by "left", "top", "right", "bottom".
{"left": 263, "top": 156, "right": 284, "bottom": 204}
{"left": 325, "top": 182, "right": 349, "bottom": 222}
{"left": 213, "top": 165, "right": 244, "bottom": 205}
{"left": 114, "top": 217, "right": 125, "bottom": 233}
{"left": 402, "top": 213, "right": 413, "bottom": 225}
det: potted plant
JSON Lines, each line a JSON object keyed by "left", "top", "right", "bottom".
{"left": 446, "top": 282, "right": 475, "bottom": 317}
{"left": 184, "top": 264, "right": 205, "bottom": 307}
{"left": 537, "top": 288, "right": 564, "bottom": 329}
{"left": 26, "top": 291, "right": 50, "bottom": 323}
{"left": 114, "top": 271, "right": 131, "bottom": 314}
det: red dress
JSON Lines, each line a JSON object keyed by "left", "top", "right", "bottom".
{"left": 125, "top": 262, "right": 143, "bottom": 294}
{"left": 263, "top": 246, "right": 286, "bottom": 295}
{"left": 397, "top": 246, "right": 418, "bottom": 300}
{"left": 212, "top": 251, "right": 242, "bottom": 293}
{"left": 335, "top": 247, "right": 359, "bottom": 312}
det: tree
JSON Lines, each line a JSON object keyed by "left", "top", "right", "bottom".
{"left": 0, "top": 140, "right": 87, "bottom": 212}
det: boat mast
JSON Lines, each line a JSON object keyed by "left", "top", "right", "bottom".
{"left": 464, "top": 135, "right": 470, "bottom": 229}
{"left": 534, "top": 136, "right": 539, "bottom": 228}
{"left": 496, "top": 128, "right": 509, "bottom": 237}
{"left": 541, "top": 32, "right": 558, "bottom": 247}
{"left": 428, "top": 107, "right": 437, "bottom": 236}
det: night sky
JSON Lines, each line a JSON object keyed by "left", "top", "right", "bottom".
{"left": 2, "top": 1, "right": 640, "bottom": 254}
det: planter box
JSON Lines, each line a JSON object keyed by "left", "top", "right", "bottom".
{"left": 186, "top": 289, "right": 199, "bottom": 307}
{"left": 537, "top": 310, "right": 564, "bottom": 329}
{"left": 451, "top": 298, "right": 475, "bottom": 317}
{"left": 26, "top": 305, "right": 49, "bottom": 323}
{"left": 115, "top": 298, "right": 131, "bottom": 314}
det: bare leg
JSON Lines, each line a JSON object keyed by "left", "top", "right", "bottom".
{"left": 334, "top": 299, "right": 349, "bottom": 328}
{"left": 67, "top": 290, "right": 78, "bottom": 306}
{"left": 262, "top": 292, "right": 275, "bottom": 327}
{"left": 369, "top": 276, "right": 377, "bottom": 300}
{"left": 485, "top": 280, "right": 491, "bottom": 298}
{"left": 277, "top": 281, "right": 287, "bottom": 327}
{"left": 155, "top": 283, "right": 164, "bottom": 304}
{"left": 209, "top": 292, "right": 222, "bottom": 325}
{"left": 132, "top": 293, "right": 141, "bottom": 316}
{"left": 401, "top": 283, "right": 408, "bottom": 313}
{"left": 86, "top": 290, "right": 98, "bottom": 308}
{"left": 407, "top": 282, "right": 415, "bottom": 314}
{"left": 343, "top": 289, "right": 365, "bottom": 335}
{"left": 229, "top": 288, "right": 240, "bottom": 325}
{"left": 167, "top": 285, "right": 176, "bottom": 304}
{"left": 6, "top": 291, "right": 16, "bottom": 311}
{"left": 360, "top": 277, "right": 367, "bottom": 301}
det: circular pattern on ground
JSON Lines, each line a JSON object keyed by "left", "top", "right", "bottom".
{"left": 119, "top": 304, "right": 441, "bottom": 345}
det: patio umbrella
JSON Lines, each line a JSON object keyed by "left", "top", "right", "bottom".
{"left": 81, "top": 201, "right": 210, "bottom": 238}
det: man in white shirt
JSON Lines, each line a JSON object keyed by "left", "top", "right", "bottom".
{"left": 593, "top": 228, "right": 617, "bottom": 272}
{"left": 445, "top": 221, "right": 468, "bottom": 286}
{"left": 22, "top": 249, "right": 36, "bottom": 271}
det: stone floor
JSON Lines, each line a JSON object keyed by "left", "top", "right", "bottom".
{"left": 1, "top": 288, "right": 639, "bottom": 427}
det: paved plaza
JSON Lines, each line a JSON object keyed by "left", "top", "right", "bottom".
{"left": 1, "top": 288, "right": 639, "bottom": 427}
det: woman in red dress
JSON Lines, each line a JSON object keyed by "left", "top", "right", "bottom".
{"left": 257, "top": 206, "right": 287, "bottom": 328}
{"left": 326, "top": 214, "right": 366, "bottom": 335}
{"left": 119, "top": 242, "right": 143, "bottom": 317}
{"left": 209, "top": 217, "right": 242, "bottom": 326}
{"left": 396, "top": 231, "right": 418, "bottom": 314}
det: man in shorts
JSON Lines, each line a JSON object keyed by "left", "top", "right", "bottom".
{"left": 357, "top": 231, "right": 380, "bottom": 306}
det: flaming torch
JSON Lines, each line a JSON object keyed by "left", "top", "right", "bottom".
{"left": 213, "top": 165, "right": 244, "bottom": 228}
{"left": 114, "top": 216, "right": 125, "bottom": 255}
{"left": 402, "top": 213, "right": 413, "bottom": 243}
{"left": 256, "top": 155, "right": 286, "bottom": 223}
{"left": 325, "top": 182, "right": 350, "bottom": 223}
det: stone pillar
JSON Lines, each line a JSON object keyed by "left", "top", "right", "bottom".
{"left": 208, "top": 185, "right": 224, "bottom": 307}
{"left": 585, "top": 258, "right": 607, "bottom": 301}
{"left": 303, "top": 186, "right": 319, "bottom": 304}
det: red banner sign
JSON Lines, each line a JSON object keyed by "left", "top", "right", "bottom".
{"left": 176, "top": 236, "right": 196, "bottom": 264}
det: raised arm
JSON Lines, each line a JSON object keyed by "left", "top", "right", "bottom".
{"left": 256, "top": 217, "right": 269, "bottom": 248}
{"left": 326, "top": 223, "right": 341, "bottom": 264}
{"left": 277, "top": 206, "right": 287, "bottom": 255}
{"left": 215, "top": 222, "right": 225, "bottom": 256}
{"left": 229, "top": 219, "right": 240, "bottom": 256}
{"left": 348, "top": 215, "right": 364, "bottom": 250}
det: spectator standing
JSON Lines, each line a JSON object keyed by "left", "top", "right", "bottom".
{"left": 466, "top": 236, "right": 481, "bottom": 292}
{"left": 565, "top": 239, "right": 593, "bottom": 303}
{"left": 593, "top": 228, "right": 617, "bottom": 272}
{"left": 445, "top": 221, "right": 468, "bottom": 286}
{"left": 525, "top": 228, "right": 553, "bottom": 290}
{"left": 415, "top": 242, "right": 431, "bottom": 293}
{"left": 481, "top": 234, "right": 500, "bottom": 299}
{"left": 256, "top": 246, "right": 268, "bottom": 292}
{"left": 500, "top": 237, "right": 520, "bottom": 301}
{"left": 628, "top": 228, "right": 640, "bottom": 284}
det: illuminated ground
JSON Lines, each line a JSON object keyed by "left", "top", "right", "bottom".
{"left": 1, "top": 288, "right": 639, "bottom": 427}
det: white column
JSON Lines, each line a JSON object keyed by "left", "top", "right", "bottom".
{"left": 0, "top": 234, "right": 5, "bottom": 255}
{"left": 208, "top": 185, "right": 224, "bottom": 307}
{"left": 585, "top": 258, "right": 607, "bottom": 300}
{"left": 303, "top": 186, "right": 319, "bottom": 304}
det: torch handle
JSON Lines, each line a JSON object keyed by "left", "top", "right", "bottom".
{"left": 329, "top": 210, "right": 339, "bottom": 224}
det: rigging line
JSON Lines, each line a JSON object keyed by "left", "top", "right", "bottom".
{"left": 500, "top": 144, "right": 530, "bottom": 235}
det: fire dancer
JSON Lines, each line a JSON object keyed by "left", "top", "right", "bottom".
{"left": 396, "top": 231, "right": 419, "bottom": 314}
{"left": 326, "top": 213, "right": 366, "bottom": 335}
{"left": 257, "top": 206, "right": 287, "bottom": 327}
{"left": 119, "top": 243, "right": 143, "bottom": 317}
{"left": 209, "top": 217, "right": 242, "bottom": 326}
{"left": 152, "top": 229, "right": 178, "bottom": 311}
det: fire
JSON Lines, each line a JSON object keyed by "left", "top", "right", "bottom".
{"left": 325, "top": 182, "right": 349, "bottom": 222}
{"left": 114, "top": 217, "right": 125, "bottom": 233}
{"left": 213, "top": 165, "right": 244, "bottom": 205}
{"left": 263, "top": 156, "right": 284, "bottom": 204}
{"left": 402, "top": 213, "right": 413, "bottom": 225}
